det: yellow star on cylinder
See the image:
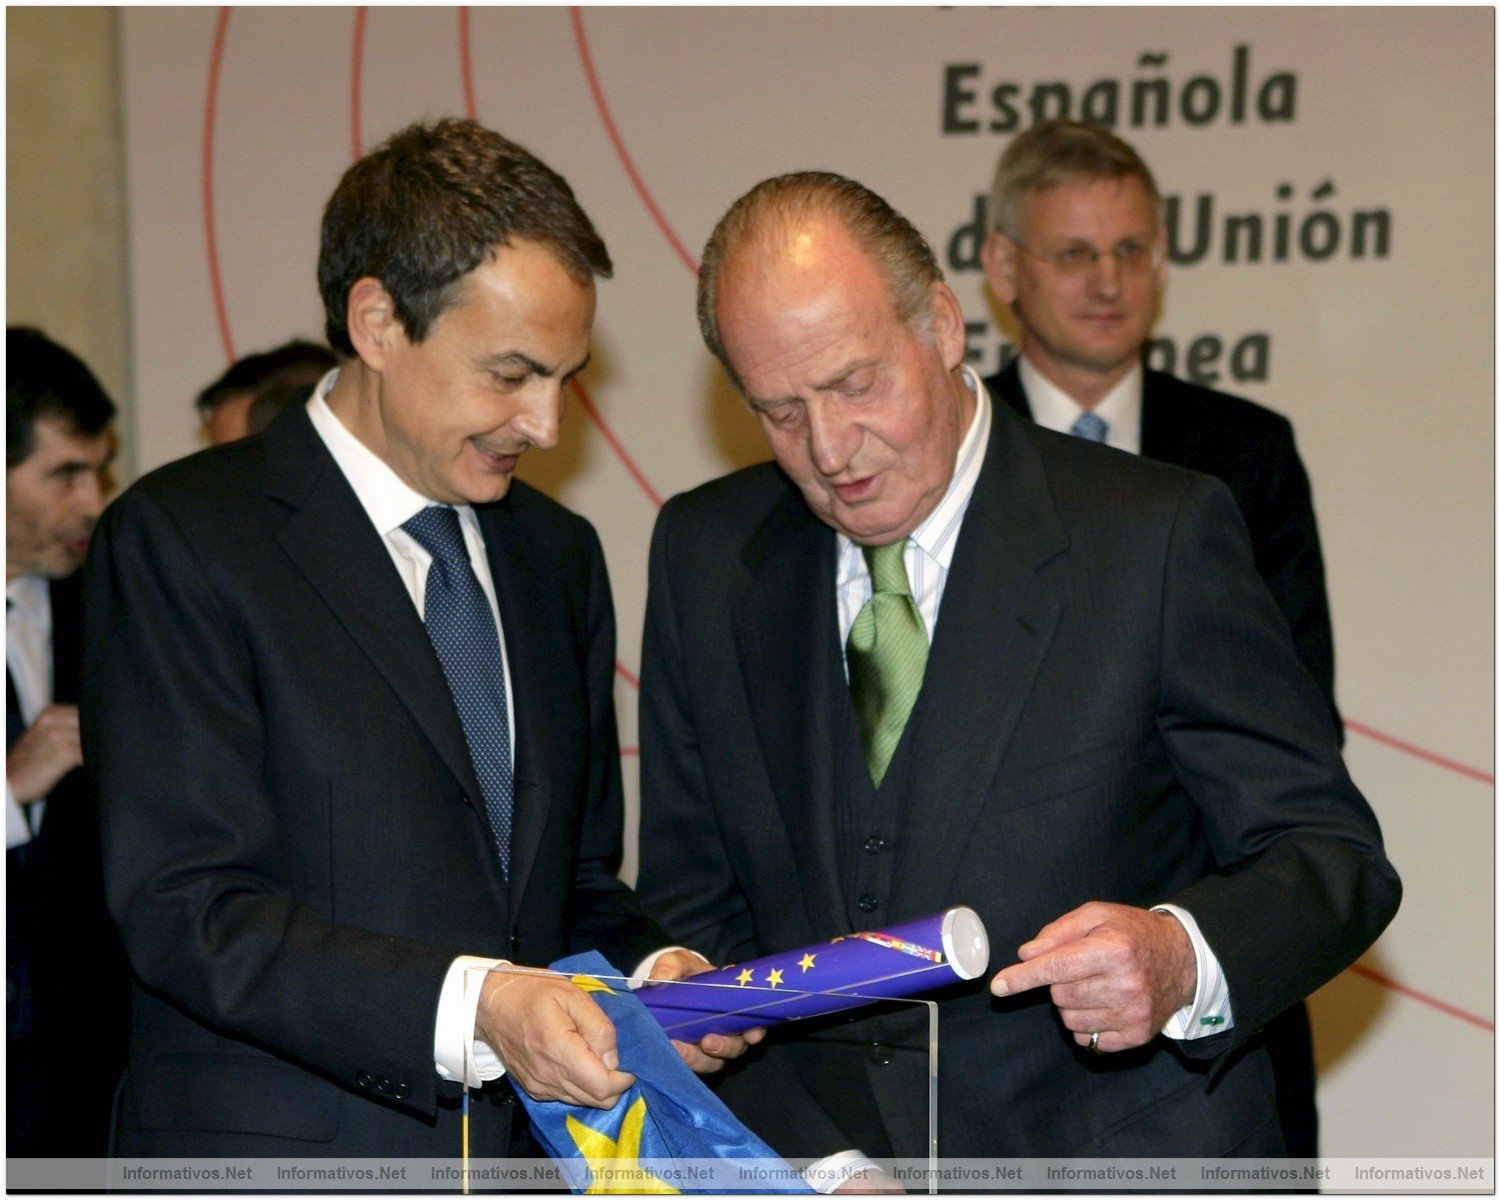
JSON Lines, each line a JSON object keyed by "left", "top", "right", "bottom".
{"left": 798, "top": 953, "right": 816, "bottom": 972}
{"left": 735, "top": 968, "right": 754, "bottom": 986}
{"left": 766, "top": 968, "right": 784, "bottom": 988}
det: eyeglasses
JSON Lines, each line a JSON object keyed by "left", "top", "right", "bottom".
{"left": 1015, "top": 238, "right": 1164, "bottom": 278}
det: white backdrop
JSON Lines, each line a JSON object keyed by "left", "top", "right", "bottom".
{"left": 120, "top": 6, "right": 1493, "bottom": 1158}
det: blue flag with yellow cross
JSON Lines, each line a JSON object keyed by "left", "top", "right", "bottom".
{"left": 512, "top": 952, "right": 813, "bottom": 1194}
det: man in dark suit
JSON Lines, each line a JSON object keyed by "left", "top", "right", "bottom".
{"left": 6, "top": 326, "right": 129, "bottom": 1156}
{"left": 979, "top": 119, "right": 1334, "bottom": 1157}
{"left": 82, "top": 119, "right": 741, "bottom": 1160}
{"left": 635, "top": 172, "right": 1399, "bottom": 1183}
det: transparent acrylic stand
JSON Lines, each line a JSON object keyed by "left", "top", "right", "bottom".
{"left": 461, "top": 963, "right": 938, "bottom": 1194}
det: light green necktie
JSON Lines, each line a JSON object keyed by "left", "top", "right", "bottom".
{"left": 846, "top": 539, "right": 930, "bottom": 787}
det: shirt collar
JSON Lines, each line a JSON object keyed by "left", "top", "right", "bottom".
{"left": 305, "top": 368, "right": 462, "bottom": 536}
{"left": 1019, "top": 355, "right": 1142, "bottom": 452}
{"left": 837, "top": 365, "right": 991, "bottom": 575}
{"left": 6, "top": 576, "right": 49, "bottom": 624}
{"left": 910, "top": 365, "right": 991, "bottom": 568}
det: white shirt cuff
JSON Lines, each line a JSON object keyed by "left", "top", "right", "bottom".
{"left": 804, "top": 1151, "right": 879, "bottom": 1193}
{"left": 629, "top": 946, "right": 710, "bottom": 991}
{"left": 434, "top": 956, "right": 506, "bottom": 1086}
{"left": 1152, "top": 904, "right": 1233, "bottom": 1039}
{"left": 6, "top": 782, "right": 33, "bottom": 849}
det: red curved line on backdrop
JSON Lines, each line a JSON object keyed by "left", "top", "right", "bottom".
{"left": 203, "top": 8, "right": 235, "bottom": 363}
{"left": 569, "top": 7, "right": 699, "bottom": 276}
{"left": 615, "top": 659, "right": 639, "bottom": 705}
{"left": 1347, "top": 962, "right": 1494, "bottom": 1033}
{"left": 1344, "top": 720, "right": 1494, "bottom": 786}
{"left": 350, "top": 8, "right": 367, "bottom": 159}
{"left": 570, "top": 379, "right": 663, "bottom": 510}
{"left": 570, "top": 8, "right": 685, "bottom": 699}
{"left": 458, "top": 8, "right": 477, "bottom": 120}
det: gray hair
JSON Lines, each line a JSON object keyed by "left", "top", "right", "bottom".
{"left": 988, "top": 120, "right": 1162, "bottom": 239}
{"left": 697, "top": 171, "right": 944, "bottom": 373}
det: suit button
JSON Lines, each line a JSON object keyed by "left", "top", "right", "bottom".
{"left": 510, "top": 932, "right": 521, "bottom": 957}
{"left": 863, "top": 836, "right": 888, "bottom": 854}
{"left": 356, "top": 1072, "right": 373, "bottom": 1089}
{"left": 857, "top": 895, "right": 880, "bottom": 914}
{"left": 494, "top": 1092, "right": 514, "bottom": 1108}
{"left": 375, "top": 1076, "right": 392, "bottom": 1094}
{"left": 394, "top": 1082, "right": 410, "bottom": 1100}
{"left": 869, "top": 1042, "right": 893, "bottom": 1067}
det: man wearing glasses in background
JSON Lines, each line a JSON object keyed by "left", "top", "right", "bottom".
{"left": 980, "top": 119, "right": 1337, "bottom": 1160}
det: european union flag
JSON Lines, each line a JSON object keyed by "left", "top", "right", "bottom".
{"left": 512, "top": 952, "right": 813, "bottom": 1195}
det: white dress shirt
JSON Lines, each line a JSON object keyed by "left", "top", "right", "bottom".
{"left": 6, "top": 575, "right": 53, "bottom": 848}
{"left": 834, "top": 367, "right": 1232, "bottom": 1042}
{"left": 306, "top": 374, "right": 513, "bottom": 1087}
{"left": 1019, "top": 355, "right": 1144, "bottom": 454}
{"left": 835, "top": 367, "right": 992, "bottom": 652}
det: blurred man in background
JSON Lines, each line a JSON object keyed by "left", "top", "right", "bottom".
{"left": 7, "top": 326, "right": 129, "bottom": 1156}
{"left": 194, "top": 338, "right": 337, "bottom": 445}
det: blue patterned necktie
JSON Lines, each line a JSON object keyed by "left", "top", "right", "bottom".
{"left": 1070, "top": 411, "right": 1109, "bottom": 443}
{"left": 402, "top": 505, "right": 513, "bottom": 871}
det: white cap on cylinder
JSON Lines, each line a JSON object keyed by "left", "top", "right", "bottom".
{"left": 941, "top": 905, "right": 990, "bottom": 980}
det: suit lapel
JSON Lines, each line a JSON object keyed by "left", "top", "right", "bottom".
{"left": 48, "top": 574, "right": 83, "bottom": 705}
{"left": 892, "top": 408, "right": 1068, "bottom": 916}
{"left": 1140, "top": 372, "right": 1189, "bottom": 463}
{"left": 1142, "top": 369, "right": 1225, "bottom": 477}
{"left": 475, "top": 502, "right": 558, "bottom": 912}
{"left": 264, "top": 410, "right": 489, "bottom": 821}
{"left": 5, "top": 669, "right": 23, "bottom": 751}
{"left": 989, "top": 361, "right": 1034, "bottom": 423}
{"left": 732, "top": 488, "right": 851, "bottom": 932}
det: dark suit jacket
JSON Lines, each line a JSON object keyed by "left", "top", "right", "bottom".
{"left": 986, "top": 362, "right": 1338, "bottom": 727}
{"left": 636, "top": 402, "right": 1399, "bottom": 1160}
{"left": 7, "top": 572, "right": 130, "bottom": 1156}
{"left": 987, "top": 361, "right": 1334, "bottom": 1158}
{"left": 81, "top": 406, "right": 666, "bottom": 1157}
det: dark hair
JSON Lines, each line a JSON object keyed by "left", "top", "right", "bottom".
{"left": 195, "top": 339, "right": 337, "bottom": 416}
{"left": 7, "top": 327, "right": 116, "bottom": 467}
{"left": 246, "top": 378, "right": 317, "bottom": 436}
{"left": 988, "top": 119, "right": 1162, "bottom": 239}
{"left": 697, "top": 171, "right": 943, "bottom": 369}
{"left": 317, "top": 118, "right": 612, "bottom": 357}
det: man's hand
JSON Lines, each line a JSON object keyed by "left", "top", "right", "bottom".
{"left": 476, "top": 969, "right": 634, "bottom": 1108}
{"left": 989, "top": 902, "right": 1196, "bottom": 1053}
{"left": 7, "top": 704, "right": 82, "bottom": 805}
{"left": 648, "top": 949, "right": 765, "bottom": 1074}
